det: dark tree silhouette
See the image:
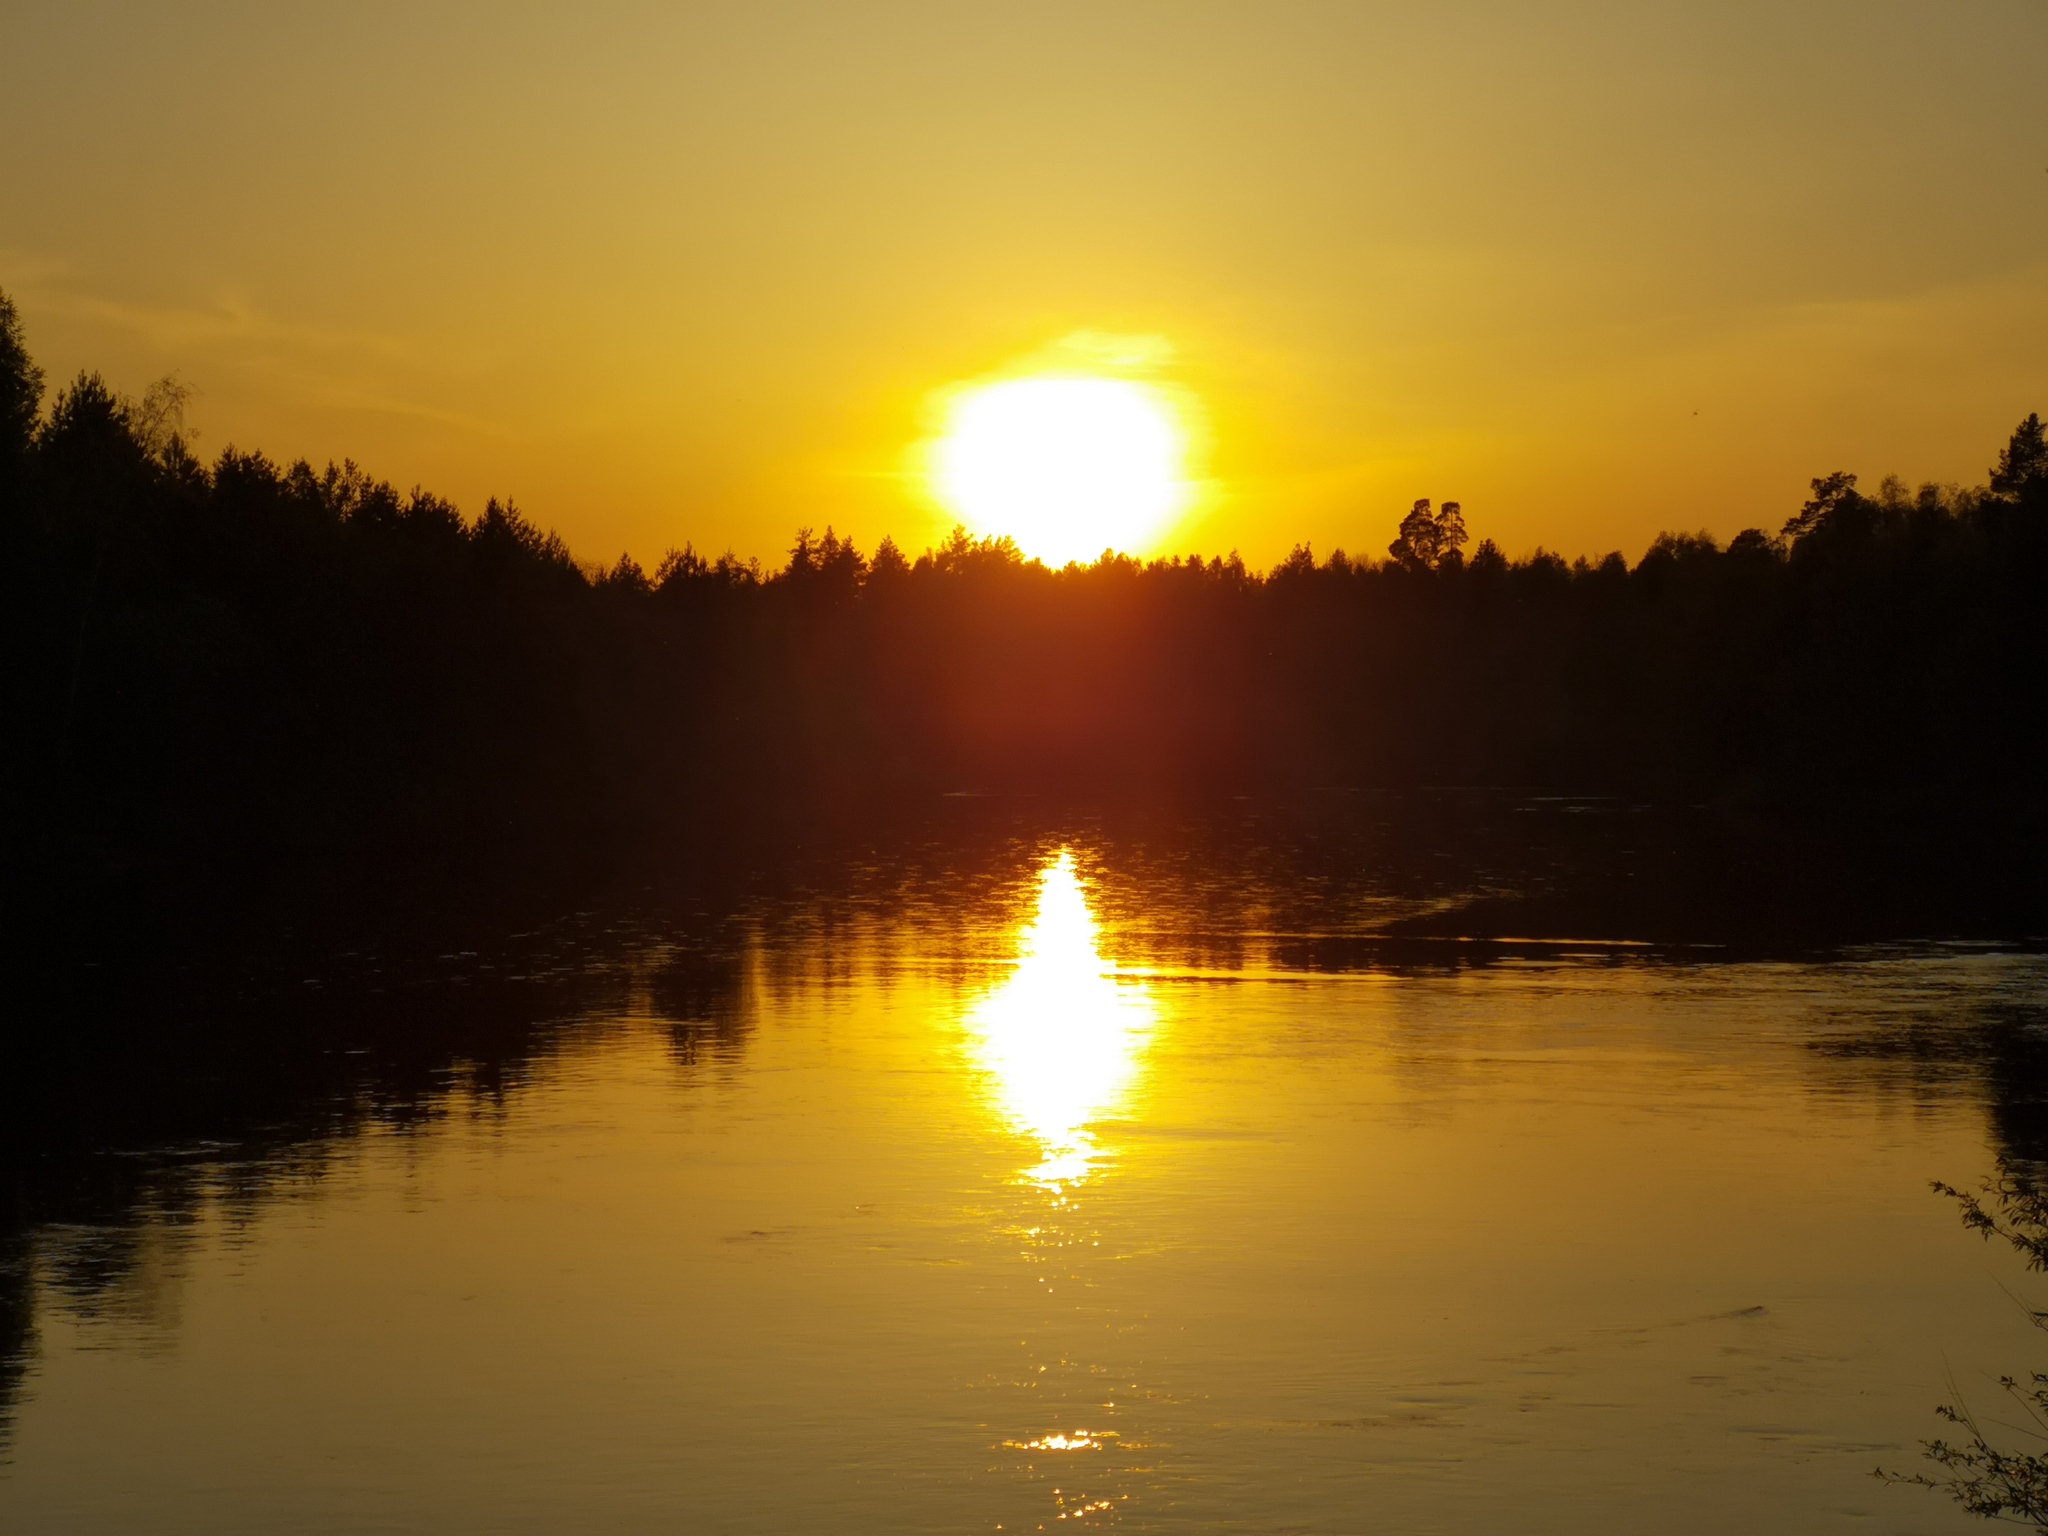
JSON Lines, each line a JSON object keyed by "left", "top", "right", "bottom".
{"left": 1782, "top": 471, "right": 1861, "bottom": 540}
{"left": 0, "top": 284, "right": 2041, "bottom": 950}
{"left": 1993, "top": 414, "right": 2047, "bottom": 501}
{"left": 0, "top": 291, "right": 41, "bottom": 481}
{"left": 1388, "top": 497, "right": 1469, "bottom": 570}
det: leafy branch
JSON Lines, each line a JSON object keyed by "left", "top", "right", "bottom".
{"left": 1879, "top": 1168, "right": 2048, "bottom": 1526}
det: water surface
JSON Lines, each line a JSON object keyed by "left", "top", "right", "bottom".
{"left": 3, "top": 830, "right": 2043, "bottom": 1533}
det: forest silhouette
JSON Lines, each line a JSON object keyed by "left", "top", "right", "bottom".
{"left": 3, "top": 288, "right": 2045, "bottom": 942}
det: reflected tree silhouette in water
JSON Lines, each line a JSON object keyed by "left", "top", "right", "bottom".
{"left": 0, "top": 1235, "right": 28, "bottom": 1451}
{"left": 3, "top": 802, "right": 1815, "bottom": 1449}
{"left": 0, "top": 908, "right": 757, "bottom": 1455}
{"left": 648, "top": 945, "right": 753, "bottom": 1068}
{"left": 1813, "top": 1003, "right": 2048, "bottom": 1172}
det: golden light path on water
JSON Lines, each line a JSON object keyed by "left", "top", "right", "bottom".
{"left": 965, "top": 851, "right": 1156, "bottom": 1191}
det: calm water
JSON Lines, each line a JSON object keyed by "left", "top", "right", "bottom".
{"left": 4, "top": 829, "right": 2045, "bottom": 1533}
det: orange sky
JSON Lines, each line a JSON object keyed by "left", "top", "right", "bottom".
{"left": 3, "top": 2, "right": 2044, "bottom": 568}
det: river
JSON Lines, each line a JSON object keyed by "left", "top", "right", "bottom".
{"left": 3, "top": 811, "right": 2042, "bottom": 1533}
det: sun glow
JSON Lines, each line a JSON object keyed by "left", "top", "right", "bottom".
{"left": 927, "top": 374, "right": 1194, "bottom": 567}
{"left": 965, "top": 851, "right": 1156, "bottom": 1190}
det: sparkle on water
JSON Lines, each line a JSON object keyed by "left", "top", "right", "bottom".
{"left": 964, "top": 851, "right": 1155, "bottom": 1190}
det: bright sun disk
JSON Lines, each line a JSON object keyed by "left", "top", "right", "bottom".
{"left": 929, "top": 375, "right": 1191, "bottom": 567}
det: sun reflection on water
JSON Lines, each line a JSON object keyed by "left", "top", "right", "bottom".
{"left": 1004, "top": 1429, "right": 1113, "bottom": 1452}
{"left": 967, "top": 850, "right": 1156, "bottom": 1190}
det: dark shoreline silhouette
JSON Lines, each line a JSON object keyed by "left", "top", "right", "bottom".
{"left": 3, "top": 287, "right": 2045, "bottom": 962}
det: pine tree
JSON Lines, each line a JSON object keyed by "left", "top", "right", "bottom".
{"left": 0, "top": 289, "right": 45, "bottom": 474}
{"left": 1991, "top": 414, "right": 2047, "bottom": 498}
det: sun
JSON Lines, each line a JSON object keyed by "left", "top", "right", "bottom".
{"left": 927, "top": 374, "right": 1193, "bottom": 567}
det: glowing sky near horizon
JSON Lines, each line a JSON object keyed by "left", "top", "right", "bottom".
{"left": 1, "top": 2, "right": 2044, "bottom": 568}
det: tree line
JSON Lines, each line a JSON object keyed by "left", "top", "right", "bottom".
{"left": 2, "top": 288, "right": 2044, "bottom": 927}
